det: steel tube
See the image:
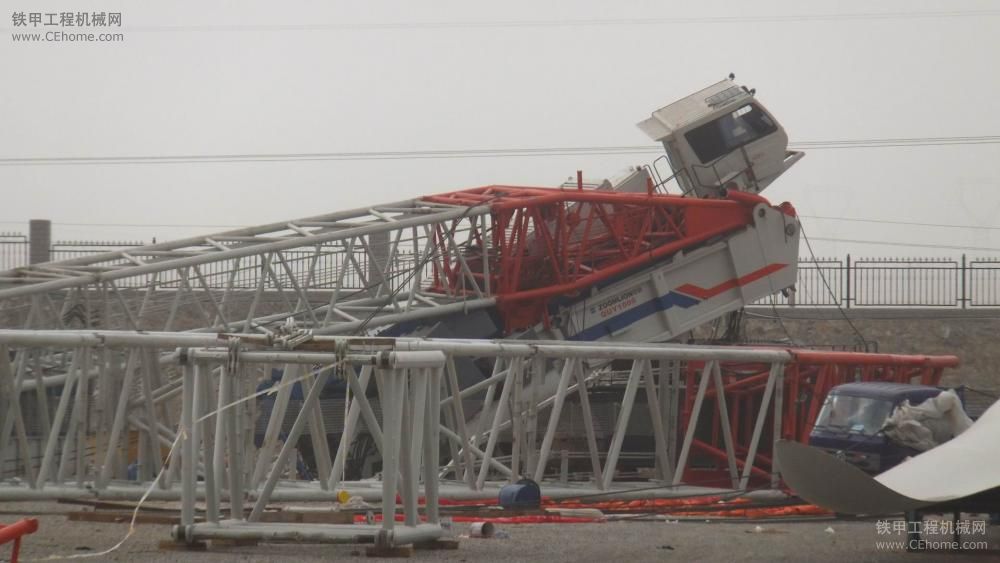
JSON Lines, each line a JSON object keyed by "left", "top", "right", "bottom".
{"left": 399, "top": 372, "right": 421, "bottom": 528}
{"left": 380, "top": 369, "right": 405, "bottom": 535}
{"left": 327, "top": 366, "right": 373, "bottom": 490}
{"left": 423, "top": 368, "right": 441, "bottom": 524}
{"left": 0, "top": 331, "right": 961, "bottom": 367}
{"left": 533, "top": 358, "right": 575, "bottom": 481}
{"left": 175, "top": 521, "right": 442, "bottom": 546}
{"left": 673, "top": 361, "right": 713, "bottom": 486}
{"left": 177, "top": 522, "right": 382, "bottom": 544}
{"left": 312, "top": 298, "right": 498, "bottom": 335}
{"left": 439, "top": 426, "right": 513, "bottom": 477}
{"left": 476, "top": 359, "right": 517, "bottom": 489}
{"left": 249, "top": 367, "right": 332, "bottom": 521}
{"left": 180, "top": 363, "right": 195, "bottom": 527}
{"left": 740, "top": 363, "right": 781, "bottom": 489}
{"left": 96, "top": 350, "right": 138, "bottom": 488}
{"left": 602, "top": 360, "right": 643, "bottom": 490}
{"left": 35, "top": 350, "right": 82, "bottom": 488}
{"left": 195, "top": 365, "right": 219, "bottom": 524}
{"left": 212, "top": 365, "right": 230, "bottom": 507}
{"left": 224, "top": 366, "right": 244, "bottom": 520}
{"left": 386, "top": 523, "right": 444, "bottom": 545}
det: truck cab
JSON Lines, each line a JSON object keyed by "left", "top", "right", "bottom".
{"left": 808, "top": 382, "right": 946, "bottom": 474}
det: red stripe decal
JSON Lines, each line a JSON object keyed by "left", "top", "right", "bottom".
{"left": 675, "top": 263, "right": 788, "bottom": 300}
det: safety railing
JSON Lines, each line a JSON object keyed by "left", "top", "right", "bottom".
{"left": 755, "top": 255, "right": 1000, "bottom": 308}
{"left": 50, "top": 240, "right": 146, "bottom": 262}
{"left": 0, "top": 234, "right": 29, "bottom": 272}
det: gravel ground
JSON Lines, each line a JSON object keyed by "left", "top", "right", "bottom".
{"left": 3, "top": 501, "right": 999, "bottom": 562}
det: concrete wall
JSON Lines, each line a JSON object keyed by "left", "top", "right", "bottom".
{"left": 740, "top": 307, "right": 1000, "bottom": 395}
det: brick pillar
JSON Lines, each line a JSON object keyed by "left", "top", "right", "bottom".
{"left": 28, "top": 219, "right": 51, "bottom": 264}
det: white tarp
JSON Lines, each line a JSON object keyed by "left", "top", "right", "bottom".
{"left": 877, "top": 397, "right": 999, "bottom": 503}
{"left": 882, "top": 389, "right": 974, "bottom": 452}
{"left": 776, "top": 398, "right": 1000, "bottom": 514}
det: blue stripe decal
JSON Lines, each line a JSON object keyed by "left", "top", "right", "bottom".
{"left": 568, "top": 291, "right": 701, "bottom": 341}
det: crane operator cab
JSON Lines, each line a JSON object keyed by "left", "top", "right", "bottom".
{"left": 637, "top": 75, "right": 804, "bottom": 198}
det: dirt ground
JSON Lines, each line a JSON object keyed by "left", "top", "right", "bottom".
{"left": 3, "top": 501, "right": 999, "bottom": 563}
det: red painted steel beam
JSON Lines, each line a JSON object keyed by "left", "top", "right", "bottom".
{"left": 0, "top": 519, "right": 38, "bottom": 544}
{"left": 421, "top": 184, "right": 782, "bottom": 331}
{"left": 691, "top": 439, "right": 772, "bottom": 481}
{"left": 680, "top": 351, "right": 957, "bottom": 481}
{"left": 494, "top": 220, "right": 746, "bottom": 304}
{"left": 424, "top": 185, "right": 759, "bottom": 209}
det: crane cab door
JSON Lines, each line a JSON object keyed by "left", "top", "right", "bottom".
{"left": 682, "top": 102, "right": 786, "bottom": 195}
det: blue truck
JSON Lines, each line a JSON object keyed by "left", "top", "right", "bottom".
{"left": 807, "top": 382, "right": 953, "bottom": 474}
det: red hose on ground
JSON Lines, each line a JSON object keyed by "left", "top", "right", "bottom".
{"left": 364, "top": 494, "right": 830, "bottom": 523}
{"left": 352, "top": 513, "right": 601, "bottom": 525}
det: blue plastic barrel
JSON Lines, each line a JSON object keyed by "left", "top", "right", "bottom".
{"left": 498, "top": 478, "right": 541, "bottom": 509}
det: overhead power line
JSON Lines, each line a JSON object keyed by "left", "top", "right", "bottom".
{"left": 0, "top": 221, "right": 248, "bottom": 229}
{"left": 807, "top": 237, "right": 1000, "bottom": 253}
{"left": 95, "top": 9, "right": 1000, "bottom": 33}
{"left": 3, "top": 219, "right": 998, "bottom": 252}
{"left": 4, "top": 215, "right": 998, "bottom": 234}
{"left": 1, "top": 135, "right": 998, "bottom": 167}
{"left": 800, "top": 215, "right": 1000, "bottom": 231}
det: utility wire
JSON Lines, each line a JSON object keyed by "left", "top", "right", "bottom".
{"left": 66, "top": 9, "right": 1000, "bottom": 33}
{"left": 807, "top": 238, "right": 1000, "bottom": 253}
{"left": 800, "top": 216, "right": 1000, "bottom": 232}
{"left": 8, "top": 215, "right": 1000, "bottom": 233}
{"left": 4, "top": 225, "right": 1000, "bottom": 254}
{"left": 5, "top": 228, "right": 1000, "bottom": 254}
{"left": 799, "top": 221, "right": 870, "bottom": 350}
{"left": 746, "top": 310, "right": 1000, "bottom": 322}
{"left": 1, "top": 135, "right": 998, "bottom": 167}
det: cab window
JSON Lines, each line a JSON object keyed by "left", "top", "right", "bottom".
{"left": 684, "top": 104, "right": 777, "bottom": 163}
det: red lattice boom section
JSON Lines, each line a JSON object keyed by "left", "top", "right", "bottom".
{"left": 422, "top": 186, "right": 790, "bottom": 330}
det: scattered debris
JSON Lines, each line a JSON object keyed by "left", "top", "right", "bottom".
{"left": 340, "top": 495, "right": 373, "bottom": 510}
{"left": 747, "top": 526, "right": 787, "bottom": 534}
{"left": 545, "top": 508, "right": 605, "bottom": 520}
{"left": 469, "top": 522, "right": 495, "bottom": 538}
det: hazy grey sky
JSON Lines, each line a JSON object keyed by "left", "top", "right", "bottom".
{"left": 2, "top": 0, "right": 998, "bottom": 258}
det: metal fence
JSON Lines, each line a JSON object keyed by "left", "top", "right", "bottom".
{"left": 0, "top": 232, "right": 29, "bottom": 271}
{"left": 3, "top": 231, "right": 1000, "bottom": 308}
{"left": 50, "top": 240, "right": 145, "bottom": 262}
{"left": 760, "top": 256, "right": 1000, "bottom": 308}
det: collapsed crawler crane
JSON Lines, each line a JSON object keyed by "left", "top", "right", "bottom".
{"left": 0, "top": 78, "right": 958, "bottom": 496}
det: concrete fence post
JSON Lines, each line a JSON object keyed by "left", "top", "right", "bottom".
{"left": 28, "top": 220, "right": 51, "bottom": 265}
